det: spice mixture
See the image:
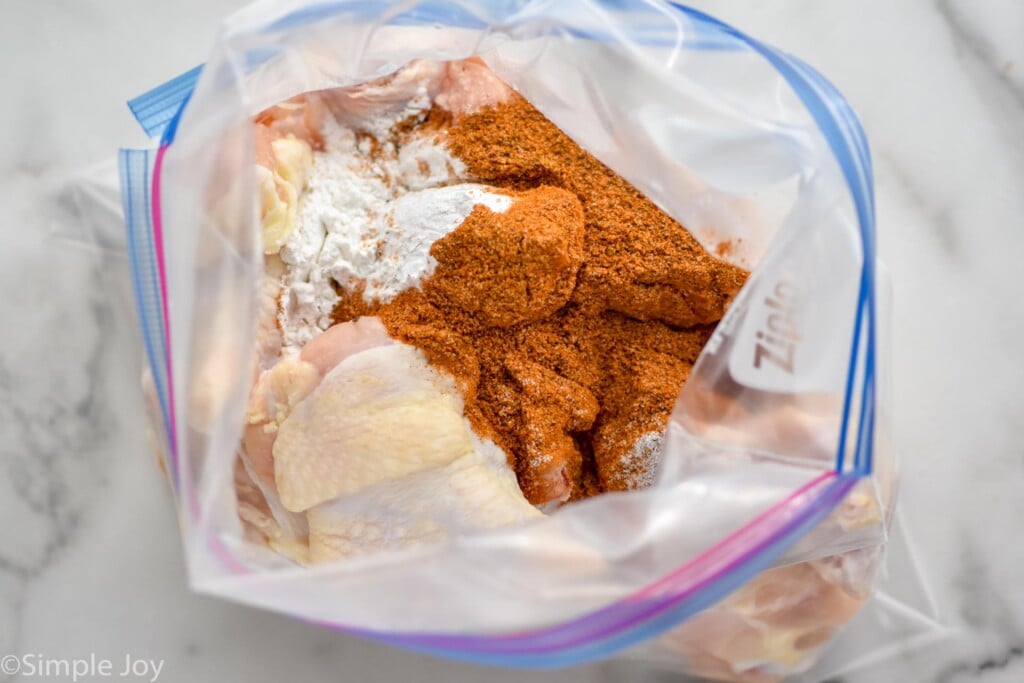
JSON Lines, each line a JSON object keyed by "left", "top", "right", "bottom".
{"left": 330, "top": 91, "right": 748, "bottom": 505}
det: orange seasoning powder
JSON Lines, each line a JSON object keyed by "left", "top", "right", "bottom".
{"left": 332, "top": 92, "right": 748, "bottom": 506}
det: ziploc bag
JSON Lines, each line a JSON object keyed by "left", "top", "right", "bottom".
{"left": 118, "top": 1, "right": 894, "bottom": 680}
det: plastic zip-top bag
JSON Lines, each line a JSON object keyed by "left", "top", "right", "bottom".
{"left": 116, "top": 1, "right": 905, "bottom": 681}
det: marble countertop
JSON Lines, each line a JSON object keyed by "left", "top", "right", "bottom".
{"left": 1, "top": 1, "right": 1022, "bottom": 682}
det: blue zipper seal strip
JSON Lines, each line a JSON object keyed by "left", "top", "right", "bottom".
{"left": 128, "top": 64, "right": 202, "bottom": 139}
{"left": 118, "top": 148, "right": 176, "bottom": 485}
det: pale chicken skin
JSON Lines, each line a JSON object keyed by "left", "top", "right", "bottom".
{"left": 241, "top": 317, "right": 540, "bottom": 563}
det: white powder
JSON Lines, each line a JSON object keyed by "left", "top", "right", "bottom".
{"left": 278, "top": 117, "right": 512, "bottom": 353}
{"left": 620, "top": 431, "right": 665, "bottom": 489}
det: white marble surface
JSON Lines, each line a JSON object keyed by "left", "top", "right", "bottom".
{"left": 1, "top": 1, "right": 1022, "bottom": 682}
